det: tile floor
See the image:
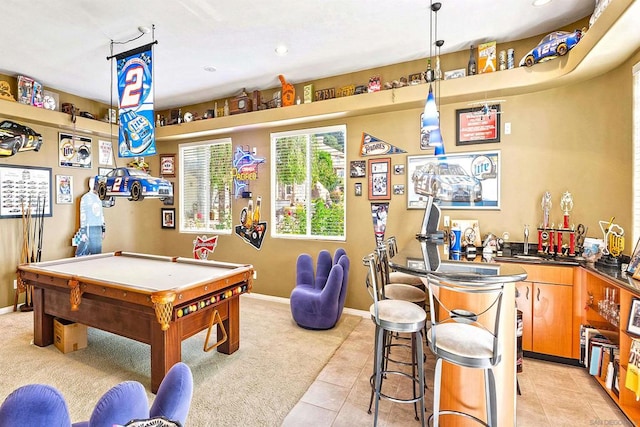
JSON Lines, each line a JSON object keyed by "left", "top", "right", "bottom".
{"left": 283, "top": 319, "right": 632, "bottom": 426}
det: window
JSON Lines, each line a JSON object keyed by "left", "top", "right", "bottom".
{"left": 271, "top": 125, "right": 346, "bottom": 240}
{"left": 633, "top": 62, "right": 640, "bottom": 244}
{"left": 179, "top": 138, "right": 233, "bottom": 233}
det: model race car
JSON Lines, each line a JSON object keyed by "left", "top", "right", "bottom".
{"left": 412, "top": 162, "right": 482, "bottom": 202}
{"left": 95, "top": 167, "right": 173, "bottom": 202}
{"left": 519, "top": 29, "right": 582, "bottom": 67}
{"left": 0, "top": 120, "right": 43, "bottom": 157}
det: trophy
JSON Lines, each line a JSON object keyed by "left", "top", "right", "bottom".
{"left": 596, "top": 217, "right": 624, "bottom": 268}
{"left": 538, "top": 191, "right": 552, "bottom": 254}
{"left": 556, "top": 191, "right": 576, "bottom": 256}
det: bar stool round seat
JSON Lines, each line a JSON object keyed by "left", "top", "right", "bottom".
{"left": 369, "top": 299, "right": 427, "bottom": 333}
{"left": 384, "top": 283, "right": 426, "bottom": 304}
{"left": 389, "top": 270, "right": 424, "bottom": 286}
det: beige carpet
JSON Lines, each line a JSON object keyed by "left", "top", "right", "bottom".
{"left": 0, "top": 295, "right": 361, "bottom": 426}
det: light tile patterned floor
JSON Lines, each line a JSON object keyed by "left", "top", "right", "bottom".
{"left": 283, "top": 319, "right": 632, "bottom": 426}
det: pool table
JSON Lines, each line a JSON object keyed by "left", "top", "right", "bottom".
{"left": 17, "top": 251, "right": 254, "bottom": 392}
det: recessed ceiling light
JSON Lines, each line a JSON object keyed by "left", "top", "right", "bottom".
{"left": 203, "top": 66, "right": 217, "bottom": 72}
{"left": 138, "top": 26, "right": 151, "bottom": 34}
{"left": 532, "top": 0, "right": 551, "bottom": 6}
{"left": 275, "top": 45, "right": 289, "bottom": 56}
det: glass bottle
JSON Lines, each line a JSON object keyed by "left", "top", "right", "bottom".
{"left": 177, "top": 108, "right": 182, "bottom": 124}
{"left": 224, "top": 100, "right": 230, "bottom": 116}
{"left": 156, "top": 114, "right": 161, "bottom": 127}
{"left": 435, "top": 55, "right": 442, "bottom": 81}
{"left": 467, "top": 45, "right": 477, "bottom": 76}
{"left": 253, "top": 196, "right": 261, "bottom": 224}
{"left": 425, "top": 59, "right": 435, "bottom": 83}
{"left": 214, "top": 102, "right": 218, "bottom": 118}
{"left": 246, "top": 199, "right": 254, "bottom": 228}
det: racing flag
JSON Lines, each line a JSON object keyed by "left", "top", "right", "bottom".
{"left": 360, "top": 132, "right": 406, "bottom": 156}
{"left": 115, "top": 43, "right": 156, "bottom": 158}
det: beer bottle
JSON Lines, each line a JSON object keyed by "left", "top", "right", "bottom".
{"left": 467, "top": 45, "right": 477, "bottom": 76}
{"left": 425, "top": 59, "right": 435, "bottom": 83}
{"left": 246, "top": 200, "right": 253, "bottom": 228}
{"left": 253, "top": 196, "right": 261, "bottom": 224}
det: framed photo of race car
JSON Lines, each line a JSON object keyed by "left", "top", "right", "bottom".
{"left": 406, "top": 150, "right": 500, "bottom": 210}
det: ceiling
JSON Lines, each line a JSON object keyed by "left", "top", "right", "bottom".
{"left": 0, "top": 0, "right": 596, "bottom": 110}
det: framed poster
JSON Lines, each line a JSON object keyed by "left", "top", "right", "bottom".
{"left": 59, "top": 133, "right": 92, "bottom": 168}
{"left": 160, "top": 153, "right": 176, "bottom": 177}
{"left": 161, "top": 208, "right": 176, "bottom": 229}
{"left": 406, "top": 150, "right": 500, "bottom": 210}
{"left": 456, "top": 105, "right": 501, "bottom": 145}
{"left": 0, "top": 165, "right": 53, "bottom": 218}
{"left": 98, "top": 140, "right": 114, "bottom": 166}
{"left": 55, "top": 175, "right": 73, "bottom": 204}
{"left": 627, "top": 298, "right": 640, "bottom": 336}
{"left": 368, "top": 158, "right": 391, "bottom": 200}
{"left": 350, "top": 160, "right": 366, "bottom": 178}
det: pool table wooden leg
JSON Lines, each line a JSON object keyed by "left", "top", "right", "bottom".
{"left": 218, "top": 297, "right": 239, "bottom": 354}
{"left": 32, "top": 287, "right": 54, "bottom": 347}
{"left": 150, "top": 321, "right": 181, "bottom": 393}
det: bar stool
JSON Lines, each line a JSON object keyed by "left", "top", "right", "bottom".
{"left": 386, "top": 236, "right": 424, "bottom": 286}
{"left": 425, "top": 273, "right": 506, "bottom": 427}
{"left": 363, "top": 252, "right": 426, "bottom": 426}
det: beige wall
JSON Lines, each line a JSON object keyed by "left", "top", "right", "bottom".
{"left": 1, "top": 38, "right": 637, "bottom": 312}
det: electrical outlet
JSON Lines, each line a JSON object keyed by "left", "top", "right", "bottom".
{"left": 443, "top": 215, "right": 450, "bottom": 227}
{"left": 505, "top": 122, "right": 511, "bottom": 134}
{"left": 13, "top": 279, "right": 17, "bottom": 290}
{"left": 253, "top": 271, "right": 257, "bottom": 280}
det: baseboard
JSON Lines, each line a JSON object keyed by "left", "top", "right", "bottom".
{"left": 1, "top": 292, "right": 371, "bottom": 319}
{"left": 244, "top": 293, "right": 370, "bottom": 318}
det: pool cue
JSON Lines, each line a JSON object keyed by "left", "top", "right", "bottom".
{"left": 30, "top": 196, "right": 38, "bottom": 264}
{"left": 37, "top": 195, "right": 45, "bottom": 262}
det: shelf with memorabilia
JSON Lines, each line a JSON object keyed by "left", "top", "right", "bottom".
{"left": 579, "top": 266, "right": 640, "bottom": 424}
{"left": 156, "top": 0, "right": 639, "bottom": 143}
{"left": 0, "top": 98, "right": 115, "bottom": 139}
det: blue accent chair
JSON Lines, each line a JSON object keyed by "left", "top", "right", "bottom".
{"left": 290, "top": 249, "right": 350, "bottom": 330}
{"left": 0, "top": 384, "right": 72, "bottom": 427}
{"left": 72, "top": 381, "right": 149, "bottom": 427}
{"left": 149, "top": 362, "right": 193, "bottom": 425}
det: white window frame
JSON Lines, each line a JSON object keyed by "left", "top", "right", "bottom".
{"left": 270, "top": 124, "right": 347, "bottom": 241}
{"left": 179, "top": 138, "right": 233, "bottom": 234}
{"left": 633, "top": 62, "right": 640, "bottom": 246}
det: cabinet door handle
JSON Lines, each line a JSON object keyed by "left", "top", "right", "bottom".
{"left": 526, "top": 286, "right": 530, "bottom": 300}
{"left": 537, "top": 287, "right": 541, "bottom": 301}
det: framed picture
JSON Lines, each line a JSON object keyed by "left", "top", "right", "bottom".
{"left": 350, "top": 160, "right": 366, "bottom": 178}
{"left": 406, "top": 150, "right": 500, "bottom": 209}
{"left": 444, "top": 68, "right": 466, "bottom": 80}
{"left": 59, "top": 133, "right": 92, "bottom": 168}
{"left": 354, "top": 182, "right": 362, "bottom": 196}
{"left": 368, "top": 157, "right": 391, "bottom": 200}
{"left": 0, "top": 165, "right": 53, "bottom": 219}
{"left": 56, "top": 175, "right": 73, "bottom": 204}
{"left": 393, "top": 164, "right": 405, "bottom": 175}
{"left": 160, "top": 154, "right": 176, "bottom": 177}
{"left": 456, "top": 105, "right": 501, "bottom": 145}
{"left": 627, "top": 298, "right": 640, "bottom": 336}
{"left": 161, "top": 208, "right": 176, "bottom": 229}
{"left": 98, "top": 140, "right": 114, "bottom": 166}
{"left": 163, "top": 182, "right": 175, "bottom": 206}
{"left": 98, "top": 167, "right": 113, "bottom": 177}
{"left": 393, "top": 184, "right": 405, "bottom": 195}
{"left": 627, "top": 238, "right": 640, "bottom": 275}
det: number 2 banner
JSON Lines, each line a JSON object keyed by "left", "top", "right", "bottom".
{"left": 115, "top": 43, "right": 156, "bottom": 158}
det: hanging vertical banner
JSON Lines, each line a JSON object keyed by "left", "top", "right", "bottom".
{"left": 115, "top": 42, "right": 156, "bottom": 158}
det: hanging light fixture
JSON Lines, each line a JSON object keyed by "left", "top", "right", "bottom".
{"left": 421, "top": 1, "right": 445, "bottom": 155}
